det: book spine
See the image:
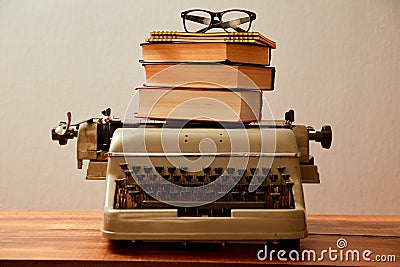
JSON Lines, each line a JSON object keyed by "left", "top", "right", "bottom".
{"left": 270, "top": 67, "right": 276, "bottom": 90}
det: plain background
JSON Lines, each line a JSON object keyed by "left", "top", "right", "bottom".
{"left": 0, "top": 0, "right": 399, "bottom": 214}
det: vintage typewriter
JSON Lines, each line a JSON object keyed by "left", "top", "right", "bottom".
{"left": 51, "top": 108, "right": 332, "bottom": 244}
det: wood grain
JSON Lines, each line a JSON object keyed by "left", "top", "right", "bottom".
{"left": 0, "top": 211, "right": 398, "bottom": 266}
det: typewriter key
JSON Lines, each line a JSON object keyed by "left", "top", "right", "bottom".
{"left": 214, "top": 167, "right": 223, "bottom": 174}
{"left": 233, "top": 176, "right": 241, "bottom": 183}
{"left": 262, "top": 167, "right": 271, "bottom": 175}
{"left": 256, "top": 176, "right": 266, "bottom": 183}
{"left": 179, "top": 167, "right": 188, "bottom": 174}
{"left": 209, "top": 175, "right": 218, "bottom": 182}
{"left": 245, "top": 176, "right": 252, "bottom": 183}
{"left": 269, "top": 174, "right": 278, "bottom": 183}
{"left": 185, "top": 174, "right": 193, "bottom": 182}
{"left": 124, "top": 170, "right": 132, "bottom": 178}
{"left": 136, "top": 174, "right": 145, "bottom": 182}
{"left": 143, "top": 166, "right": 153, "bottom": 173}
{"left": 226, "top": 167, "right": 235, "bottom": 174}
{"left": 120, "top": 163, "right": 129, "bottom": 170}
{"left": 167, "top": 167, "right": 176, "bottom": 173}
{"left": 196, "top": 175, "right": 205, "bottom": 183}
{"left": 203, "top": 167, "right": 211, "bottom": 174}
{"left": 221, "top": 175, "right": 229, "bottom": 182}
{"left": 238, "top": 169, "right": 246, "bottom": 176}
{"left": 132, "top": 166, "right": 141, "bottom": 173}
{"left": 173, "top": 175, "right": 181, "bottom": 182}
{"left": 149, "top": 174, "right": 158, "bottom": 181}
{"left": 277, "top": 166, "right": 286, "bottom": 173}
{"left": 155, "top": 166, "right": 164, "bottom": 173}
{"left": 250, "top": 167, "right": 259, "bottom": 175}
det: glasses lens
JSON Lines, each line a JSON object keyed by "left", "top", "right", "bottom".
{"left": 184, "top": 10, "right": 212, "bottom": 32}
{"left": 221, "top": 11, "right": 251, "bottom": 32}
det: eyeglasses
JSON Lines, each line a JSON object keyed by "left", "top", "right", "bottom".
{"left": 181, "top": 9, "right": 256, "bottom": 33}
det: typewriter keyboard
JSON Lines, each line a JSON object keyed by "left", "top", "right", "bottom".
{"left": 113, "top": 162, "right": 295, "bottom": 216}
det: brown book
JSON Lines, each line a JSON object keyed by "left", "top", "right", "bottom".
{"left": 141, "top": 42, "right": 271, "bottom": 65}
{"left": 142, "top": 63, "right": 275, "bottom": 90}
{"left": 147, "top": 31, "right": 276, "bottom": 49}
{"left": 135, "top": 87, "right": 262, "bottom": 123}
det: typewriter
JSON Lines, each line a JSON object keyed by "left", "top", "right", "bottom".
{"left": 51, "top": 108, "right": 332, "bottom": 244}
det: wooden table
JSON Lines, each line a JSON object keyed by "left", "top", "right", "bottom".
{"left": 0, "top": 211, "right": 398, "bottom": 266}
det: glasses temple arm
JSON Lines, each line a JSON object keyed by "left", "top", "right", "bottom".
{"left": 196, "top": 26, "right": 210, "bottom": 33}
{"left": 233, "top": 27, "right": 246, "bottom": 32}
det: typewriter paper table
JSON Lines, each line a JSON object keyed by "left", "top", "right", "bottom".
{"left": 0, "top": 211, "right": 398, "bottom": 266}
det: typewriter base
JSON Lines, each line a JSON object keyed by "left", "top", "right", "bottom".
{"left": 101, "top": 208, "right": 307, "bottom": 242}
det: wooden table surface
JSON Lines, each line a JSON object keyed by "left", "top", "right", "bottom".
{"left": 0, "top": 211, "right": 398, "bottom": 266}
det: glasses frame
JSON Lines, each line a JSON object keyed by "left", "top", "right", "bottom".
{"left": 181, "top": 9, "right": 256, "bottom": 33}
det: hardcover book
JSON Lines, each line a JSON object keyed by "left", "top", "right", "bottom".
{"left": 135, "top": 87, "right": 262, "bottom": 123}
{"left": 142, "top": 63, "right": 275, "bottom": 90}
{"left": 141, "top": 42, "right": 271, "bottom": 66}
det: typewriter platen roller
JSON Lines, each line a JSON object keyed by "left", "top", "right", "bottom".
{"left": 52, "top": 110, "right": 332, "bottom": 243}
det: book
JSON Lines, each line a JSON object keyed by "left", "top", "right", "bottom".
{"left": 146, "top": 37, "right": 268, "bottom": 47}
{"left": 135, "top": 87, "right": 262, "bottom": 123}
{"left": 142, "top": 63, "right": 275, "bottom": 90}
{"left": 146, "top": 31, "right": 276, "bottom": 49}
{"left": 141, "top": 42, "right": 271, "bottom": 66}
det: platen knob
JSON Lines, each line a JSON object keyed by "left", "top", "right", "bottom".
{"left": 309, "top": 125, "right": 332, "bottom": 149}
{"left": 320, "top": 125, "right": 332, "bottom": 149}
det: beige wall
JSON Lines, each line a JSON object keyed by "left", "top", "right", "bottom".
{"left": 0, "top": 0, "right": 399, "bottom": 214}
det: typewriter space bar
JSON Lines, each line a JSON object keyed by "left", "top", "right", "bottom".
{"left": 141, "top": 201, "right": 266, "bottom": 209}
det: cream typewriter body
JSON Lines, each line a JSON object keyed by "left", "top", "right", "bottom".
{"left": 52, "top": 111, "right": 332, "bottom": 243}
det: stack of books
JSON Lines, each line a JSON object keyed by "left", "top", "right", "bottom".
{"left": 135, "top": 31, "right": 276, "bottom": 123}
